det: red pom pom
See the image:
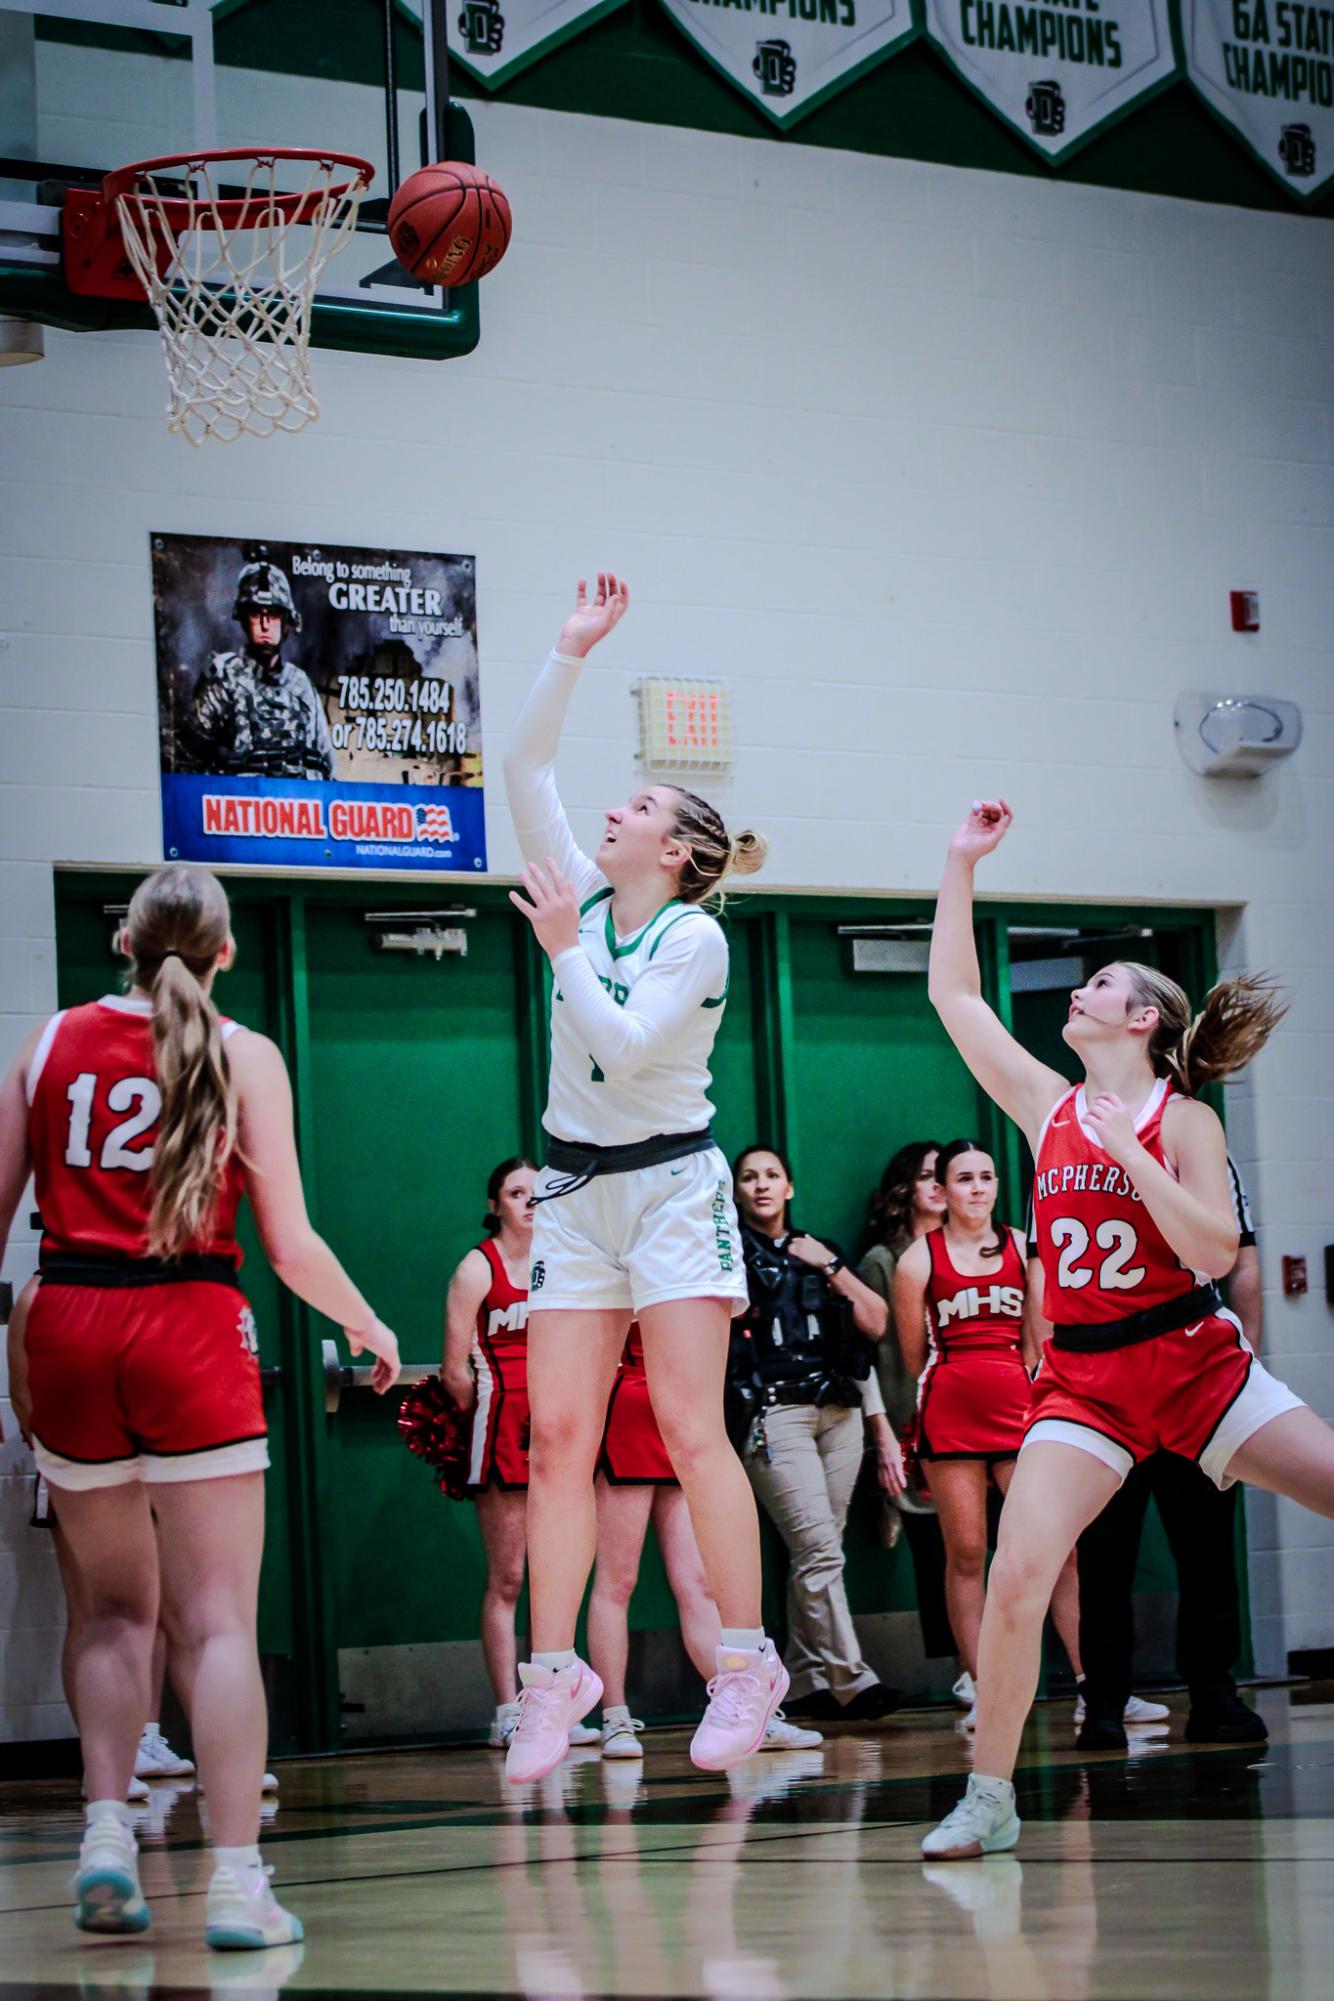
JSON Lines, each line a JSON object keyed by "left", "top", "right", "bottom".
{"left": 398, "top": 1375, "right": 471, "bottom": 1501}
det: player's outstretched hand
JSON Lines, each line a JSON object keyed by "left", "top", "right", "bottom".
{"left": 558, "top": 572, "right": 630, "bottom": 659}
{"left": 510, "top": 859, "right": 581, "bottom": 961}
{"left": 949, "top": 797, "right": 1013, "bottom": 865}
{"left": 347, "top": 1316, "right": 401, "bottom": 1394}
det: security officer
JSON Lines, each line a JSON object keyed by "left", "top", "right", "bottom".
{"left": 181, "top": 557, "right": 334, "bottom": 781}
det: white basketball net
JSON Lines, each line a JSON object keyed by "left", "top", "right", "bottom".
{"left": 114, "top": 153, "right": 369, "bottom": 446}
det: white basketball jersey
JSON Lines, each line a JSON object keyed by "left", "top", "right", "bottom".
{"left": 544, "top": 889, "right": 729, "bottom": 1146}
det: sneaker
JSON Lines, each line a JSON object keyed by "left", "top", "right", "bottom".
{"left": 72, "top": 1811, "right": 152, "bottom": 1934}
{"left": 82, "top": 1776, "right": 152, "bottom": 1806}
{"left": 488, "top": 1701, "right": 520, "bottom": 1749}
{"left": 761, "top": 1710, "right": 822, "bottom": 1750}
{"left": 205, "top": 1860, "right": 303, "bottom": 1952}
{"left": 690, "top": 1642, "right": 789, "bottom": 1772}
{"left": 781, "top": 1689, "right": 841, "bottom": 1722}
{"left": 1076, "top": 1714, "right": 1128, "bottom": 1753}
{"left": 569, "top": 1722, "right": 602, "bottom": 1746}
{"left": 600, "top": 1708, "right": 645, "bottom": 1760}
{"left": 837, "top": 1682, "right": 905, "bottom": 1722}
{"left": 960, "top": 1699, "right": 978, "bottom": 1732}
{"left": 952, "top": 1671, "right": 976, "bottom": 1710}
{"left": 920, "top": 1774, "right": 1021, "bottom": 1860}
{"left": 504, "top": 1658, "right": 603, "bottom": 1785}
{"left": 135, "top": 1723, "right": 195, "bottom": 1780}
{"left": 1074, "top": 1692, "right": 1170, "bottom": 1726}
{"left": 1185, "top": 1689, "right": 1269, "bottom": 1744}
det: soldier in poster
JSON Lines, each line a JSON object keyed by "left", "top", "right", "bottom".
{"left": 178, "top": 555, "right": 335, "bottom": 782}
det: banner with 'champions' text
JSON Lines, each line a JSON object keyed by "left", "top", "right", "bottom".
{"left": 658, "top": 0, "right": 918, "bottom": 129}
{"left": 1183, "top": 0, "right": 1334, "bottom": 200}
{"left": 153, "top": 533, "right": 485, "bottom": 875}
{"left": 922, "top": 0, "right": 1180, "bottom": 162}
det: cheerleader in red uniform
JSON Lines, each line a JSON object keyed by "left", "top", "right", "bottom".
{"left": 922, "top": 801, "right": 1326, "bottom": 1861}
{"left": 587, "top": 1326, "right": 821, "bottom": 1759}
{"left": 894, "top": 1139, "right": 1082, "bottom": 1724}
{"left": 443, "top": 1157, "right": 583, "bottom": 1755}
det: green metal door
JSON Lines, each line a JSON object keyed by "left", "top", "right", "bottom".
{"left": 295, "top": 898, "right": 535, "bottom": 1742}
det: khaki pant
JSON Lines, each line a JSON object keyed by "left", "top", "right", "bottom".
{"left": 743, "top": 1402, "right": 877, "bottom": 1702}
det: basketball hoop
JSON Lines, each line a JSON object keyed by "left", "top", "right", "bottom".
{"left": 64, "top": 148, "right": 373, "bottom": 445}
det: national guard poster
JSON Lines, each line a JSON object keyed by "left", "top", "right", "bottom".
{"left": 922, "top": 0, "right": 1180, "bottom": 163}
{"left": 658, "top": 0, "right": 918, "bottom": 129}
{"left": 152, "top": 533, "right": 486, "bottom": 874}
{"left": 1183, "top": 0, "right": 1334, "bottom": 201}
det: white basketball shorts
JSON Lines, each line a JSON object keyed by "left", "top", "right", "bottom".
{"left": 527, "top": 1145, "right": 748, "bottom": 1316}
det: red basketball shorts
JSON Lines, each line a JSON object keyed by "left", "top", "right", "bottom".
{"left": 599, "top": 1365, "right": 676, "bottom": 1485}
{"left": 1025, "top": 1310, "right": 1302, "bottom": 1491}
{"left": 915, "top": 1347, "right": 1031, "bottom": 1463}
{"left": 467, "top": 1344, "right": 530, "bottom": 1490}
{"left": 25, "top": 1278, "right": 268, "bottom": 1490}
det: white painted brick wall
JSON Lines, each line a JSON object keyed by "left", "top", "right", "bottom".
{"left": 1, "top": 96, "right": 1331, "bottom": 1738}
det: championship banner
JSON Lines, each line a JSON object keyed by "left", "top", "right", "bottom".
{"left": 657, "top": 0, "right": 918, "bottom": 130}
{"left": 1182, "top": 0, "right": 1334, "bottom": 201}
{"left": 153, "top": 533, "right": 485, "bottom": 875}
{"left": 402, "top": 0, "right": 628, "bottom": 91}
{"left": 922, "top": 0, "right": 1180, "bottom": 162}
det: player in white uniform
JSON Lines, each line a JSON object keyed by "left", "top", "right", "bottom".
{"left": 501, "top": 573, "right": 790, "bottom": 1782}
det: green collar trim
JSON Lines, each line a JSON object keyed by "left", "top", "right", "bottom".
{"left": 604, "top": 898, "right": 681, "bottom": 961}
{"left": 579, "top": 886, "right": 614, "bottom": 918}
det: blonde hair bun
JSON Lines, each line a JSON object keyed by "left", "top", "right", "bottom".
{"left": 729, "top": 829, "right": 768, "bottom": 877}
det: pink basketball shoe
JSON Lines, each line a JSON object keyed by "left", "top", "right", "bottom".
{"left": 504, "top": 1659, "right": 604, "bottom": 1785}
{"left": 690, "top": 1643, "right": 789, "bottom": 1771}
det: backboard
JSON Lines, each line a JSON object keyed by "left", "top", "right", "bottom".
{"left": 0, "top": 0, "right": 478, "bottom": 359}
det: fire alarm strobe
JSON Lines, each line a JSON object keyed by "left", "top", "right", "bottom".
{"left": 1230, "top": 591, "right": 1260, "bottom": 632}
{"left": 1173, "top": 693, "right": 1302, "bottom": 778}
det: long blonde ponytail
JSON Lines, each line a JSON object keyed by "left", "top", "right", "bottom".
{"left": 1121, "top": 962, "right": 1288, "bottom": 1098}
{"left": 123, "top": 865, "right": 235, "bottom": 1258}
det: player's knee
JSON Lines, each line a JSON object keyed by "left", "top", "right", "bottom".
{"left": 528, "top": 1410, "right": 599, "bottom": 1483}
{"left": 593, "top": 1560, "right": 638, "bottom": 1610}
{"left": 987, "top": 1540, "right": 1056, "bottom": 1616}
{"left": 652, "top": 1409, "right": 725, "bottom": 1479}
{"left": 947, "top": 1536, "right": 988, "bottom": 1583}
{"left": 488, "top": 1561, "right": 526, "bottom": 1606}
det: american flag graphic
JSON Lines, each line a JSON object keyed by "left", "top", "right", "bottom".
{"left": 416, "top": 805, "right": 457, "bottom": 843}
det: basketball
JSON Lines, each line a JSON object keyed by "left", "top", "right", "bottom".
{"left": 387, "top": 161, "right": 512, "bottom": 287}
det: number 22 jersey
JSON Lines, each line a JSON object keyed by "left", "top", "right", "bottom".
{"left": 1032, "top": 1077, "right": 1206, "bottom": 1329}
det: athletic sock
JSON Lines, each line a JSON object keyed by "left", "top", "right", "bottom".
{"left": 603, "top": 1704, "right": 633, "bottom": 1727}
{"left": 85, "top": 1797, "right": 134, "bottom": 1829}
{"left": 719, "top": 1627, "right": 766, "bottom": 1652}
{"left": 531, "top": 1649, "right": 577, "bottom": 1672}
{"left": 212, "top": 1844, "right": 263, "bottom": 1876}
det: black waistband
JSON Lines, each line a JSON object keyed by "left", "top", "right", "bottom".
{"left": 38, "top": 1250, "right": 242, "bottom": 1290}
{"left": 535, "top": 1128, "right": 715, "bottom": 1203}
{"left": 1053, "top": 1283, "right": 1222, "bottom": 1353}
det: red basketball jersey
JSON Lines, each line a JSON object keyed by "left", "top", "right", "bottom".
{"left": 1032, "top": 1078, "right": 1203, "bottom": 1326}
{"left": 474, "top": 1238, "right": 529, "bottom": 1358}
{"left": 26, "top": 996, "right": 245, "bottom": 1265}
{"left": 926, "top": 1226, "right": 1026, "bottom": 1353}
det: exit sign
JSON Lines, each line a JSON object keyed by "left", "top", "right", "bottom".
{"left": 634, "top": 677, "right": 734, "bottom": 771}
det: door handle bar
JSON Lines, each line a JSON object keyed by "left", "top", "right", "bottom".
{"left": 321, "top": 1339, "right": 435, "bottom": 1414}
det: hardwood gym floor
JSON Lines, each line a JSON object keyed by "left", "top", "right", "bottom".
{"left": 2, "top": 1687, "right": 1331, "bottom": 2000}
